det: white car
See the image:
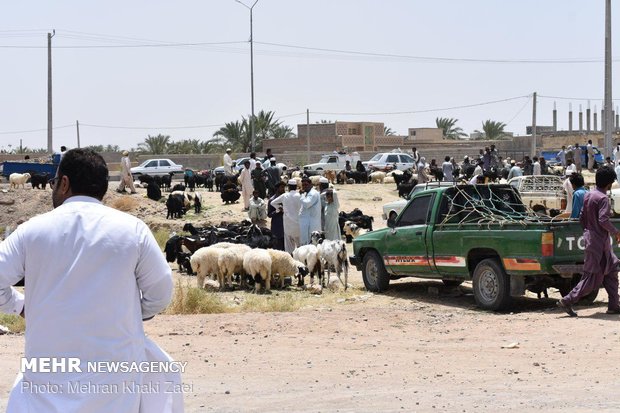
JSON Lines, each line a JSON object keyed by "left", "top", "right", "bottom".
{"left": 363, "top": 152, "right": 415, "bottom": 172}
{"left": 382, "top": 181, "right": 455, "bottom": 221}
{"left": 130, "top": 159, "right": 184, "bottom": 177}
{"left": 507, "top": 175, "right": 566, "bottom": 211}
{"left": 303, "top": 152, "right": 360, "bottom": 171}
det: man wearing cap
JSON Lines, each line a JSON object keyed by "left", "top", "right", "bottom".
{"left": 271, "top": 179, "right": 302, "bottom": 253}
{"left": 299, "top": 177, "right": 321, "bottom": 246}
{"left": 507, "top": 160, "right": 523, "bottom": 180}
{"left": 223, "top": 148, "right": 233, "bottom": 175}
{"left": 116, "top": 150, "right": 136, "bottom": 194}
{"left": 239, "top": 160, "right": 254, "bottom": 211}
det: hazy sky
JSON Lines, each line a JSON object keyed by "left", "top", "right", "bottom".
{"left": 0, "top": 0, "right": 617, "bottom": 151}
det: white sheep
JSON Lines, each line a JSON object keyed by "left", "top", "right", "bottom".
{"left": 369, "top": 171, "right": 386, "bottom": 184}
{"left": 171, "top": 190, "right": 192, "bottom": 209}
{"left": 383, "top": 176, "right": 395, "bottom": 184}
{"left": 242, "top": 248, "right": 272, "bottom": 293}
{"left": 309, "top": 175, "right": 322, "bottom": 186}
{"left": 267, "top": 249, "right": 309, "bottom": 289}
{"left": 293, "top": 244, "right": 321, "bottom": 286}
{"left": 317, "top": 239, "right": 349, "bottom": 290}
{"left": 343, "top": 221, "right": 369, "bottom": 240}
{"left": 217, "top": 244, "right": 251, "bottom": 289}
{"left": 191, "top": 246, "right": 224, "bottom": 289}
{"left": 291, "top": 170, "right": 302, "bottom": 178}
{"left": 9, "top": 173, "right": 31, "bottom": 189}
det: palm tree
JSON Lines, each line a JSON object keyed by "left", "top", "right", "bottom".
{"left": 475, "top": 120, "right": 507, "bottom": 140}
{"left": 271, "top": 124, "right": 296, "bottom": 139}
{"left": 383, "top": 126, "right": 396, "bottom": 136}
{"left": 213, "top": 121, "right": 250, "bottom": 152}
{"left": 435, "top": 117, "right": 467, "bottom": 140}
{"left": 138, "top": 134, "right": 170, "bottom": 154}
{"left": 253, "top": 110, "right": 279, "bottom": 146}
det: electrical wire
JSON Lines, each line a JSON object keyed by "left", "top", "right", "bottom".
{"left": 79, "top": 123, "right": 225, "bottom": 130}
{"left": 0, "top": 124, "right": 73, "bottom": 135}
{"left": 312, "top": 95, "right": 531, "bottom": 116}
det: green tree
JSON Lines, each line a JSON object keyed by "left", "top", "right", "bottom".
{"left": 138, "top": 134, "right": 170, "bottom": 154}
{"left": 383, "top": 126, "right": 396, "bottom": 136}
{"left": 213, "top": 121, "right": 249, "bottom": 152}
{"left": 475, "top": 120, "right": 507, "bottom": 140}
{"left": 435, "top": 117, "right": 467, "bottom": 140}
{"left": 271, "top": 124, "right": 296, "bottom": 139}
{"left": 84, "top": 145, "right": 105, "bottom": 152}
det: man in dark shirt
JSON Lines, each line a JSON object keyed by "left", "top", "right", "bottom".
{"left": 268, "top": 182, "right": 285, "bottom": 251}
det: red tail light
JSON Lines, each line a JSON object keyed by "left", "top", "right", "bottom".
{"left": 542, "top": 232, "right": 554, "bottom": 257}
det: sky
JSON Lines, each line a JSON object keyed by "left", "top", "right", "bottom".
{"left": 0, "top": 0, "right": 618, "bottom": 151}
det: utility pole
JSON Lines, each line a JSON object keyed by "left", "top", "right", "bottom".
{"left": 306, "top": 109, "right": 310, "bottom": 164}
{"left": 235, "top": 0, "right": 259, "bottom": 152}
{"left": 604, "top": 0, "right": 613, "bottom": 157}
{"left": 531, "top": 92, "right": 537, "bottom": 158}
{"left": 47, "top": 30, "right": 55, "bottom": 153}
{"left": 76, "top": 120, "right": 81, "bottom": 148}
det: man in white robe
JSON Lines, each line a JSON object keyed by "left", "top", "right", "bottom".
{"left": 298, "top": 178, "right": 322, "bottom": 245}
{"left": 0, "top": 148, "right": 180, "bottom": 413}
{"left": 239, "top": 160, "right": 254, "bottom": 211}
{"left": 223, "top": 148, "right": 233, "bottom": 175}
{"left": 271, "top": 180, "right": 302, "bottom": 253}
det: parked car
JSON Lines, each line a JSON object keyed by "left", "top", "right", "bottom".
{"left": 507, "top": 175, "right": 566, "bottom": 211}
{"left": 382, "top": 181, "right": 455, "bottom": 221}
{"left": 303, "top": 152, "right": 360, "bottom": 171}
{"left": 362, "top": 152, "right": 415, "bottom": 172}
{"left": 350, "top": 184, "right": 609, "bottom": 311}
{"left": 130, "top": 159, "right": 184, "bottom": 177}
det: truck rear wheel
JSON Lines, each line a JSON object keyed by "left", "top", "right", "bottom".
{"left": 362, "top": 251, "right": 390, "bottom": 292}
{"left": 472, "top": 258, "right": 511, "bottom": 311}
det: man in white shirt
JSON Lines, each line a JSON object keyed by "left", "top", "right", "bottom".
{"left": 223, "top": 148, "right": 233, "bottom": 174}
{"left": 586, "top": 140, "right": 595, "bottom": 171}
{"left": 613, "top": 142, "right": 620, "bottom": 167}
{"left": 557, "top": 146, "right": 567, "bottom": 167}
{"left": 239, "top": 160, "right": 254, "bottom": 211}
{"left": 0, "top": 149, "right": 178, "bottom": 412}
{"left": 507, "top": 160, "right": 523, "bottom": 180}
{"left": 271, "top": 179, "right": 302, "bottom": 253}
{"left": 116, "top": 150, "right": 137, "bottom": 194}
{"left": 249, "top": 152, "right": 258, "bottom": 171}
{"left": 532, "top": 156, "right": 541, "bottom": 175}
{"left": 298, "top": 177, "right": 322, "bottom": 245}
{"left": 565, "top": 159, "right": 577, "bottom": 175}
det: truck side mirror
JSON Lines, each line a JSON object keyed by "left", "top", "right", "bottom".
{"left": 387, "top": 217, "right": 396, "bottom": 228}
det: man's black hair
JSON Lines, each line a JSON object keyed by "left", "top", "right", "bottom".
{"left": 569, "top": 173, "right": 584, "bottom": 189}
{"left": 58, "top": 148, "right": 108, "bottom": 200}
{"left": 595, "top": 166, "right": 617, "bottom": 188}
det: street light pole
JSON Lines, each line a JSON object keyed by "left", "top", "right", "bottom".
{"left": 604, "top": 0, "right": 613, "bottom": 157}
{"left": 235, "top": 0, "right": 259, "bottom": 152}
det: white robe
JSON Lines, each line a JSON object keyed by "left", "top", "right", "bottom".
{"left": 299, "top": 188, "right": 322, "bottom": 245}
{"left": 239, "top": 168, "right": 254, "bottom": 209}
{"left": 271, "top": 190, "right": 302, "bottom": 253}
{"left": 223, "top": 153, "right": 233, "bottom": 174}
{"left": 0, "top": 196, "right": 180, "bottom": 413}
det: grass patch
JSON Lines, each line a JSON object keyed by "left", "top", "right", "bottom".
{"left": 0, "top": 313, "right": 25, "bottom": 334}
{"left": 239, "top": 292, "right": 303, "bottom": 313}
{"left": 152, "top": 228, "right": 173, "bottom": 250}
{"left": 111, "top": 196, "right": 139, "bottom": 212}
{"left": 166, "top": 282, "right": 231, "bottom": 314}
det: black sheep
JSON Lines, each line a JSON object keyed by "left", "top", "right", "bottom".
{"left": 193, "top": 193, "right": 202, "bottom": 214}
{"left": 160, "top": 173, "right": 172, "bottom": 191}
{"left": 171, "top": 184, "right": 186, "bottom": 192}
{"left": 166, "top": 194, "right": 185, "bottom": 219}
{"left": 30, "top": 172, "right": 50, "bottom": 189}
{"left": 146, "top": 182, "right": 162, "bottom": 201}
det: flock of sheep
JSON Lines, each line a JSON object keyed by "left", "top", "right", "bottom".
{"left": 188, "top": 231, "right": 349, "bottom": 294}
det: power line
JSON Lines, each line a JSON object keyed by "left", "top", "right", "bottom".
{"left": 312, "top": 95, "right": 531, "bottom": 116}
{"left": 80, "top": 122, "right": 225, "bottom": 130}
{"left": 506, "top": 95, "right": 532, "bottom": 126}
{"left": 0, "top": 124, "right": 73, "bottom": 135}
{"left": 539, "top": 94, "right": 602, "bottom": 101}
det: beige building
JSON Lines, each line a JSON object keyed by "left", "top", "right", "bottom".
{"left": 267, "top": 121, "right": 407, "bottom": 152}
{"left": 407, "top": 128, "right": 444, "bottom": 142}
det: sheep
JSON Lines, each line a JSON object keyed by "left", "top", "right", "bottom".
{"left": 171, "top": 190, "right": 192, "bottom": 209}
{"left": 309, "top": 175, "right": 322, "bottom": 186}
{"left": 191, "top": 246, "right": 224, "bottom": 289}
{"left": 383, "top": 176, "right": 395, "bottom": 184}
{"left": 317, "top": 239, "right": 349, "bottom": 290}
{"left": 9, "top": 173, "right": 31, "bottom": 189}
{"left": 242, "top": 249, "right": 272, "bottom": 293}
{"left": 293, "top": 244, "right": 321, "bottom": 286}
{"left": 343, "top": 221, "right": 368, "bottom": 241}
{"left": 323, "top": 170, "right": 337, "bottom": 184}
{"left": 267, "top": 249, "right": 309, "bottom": 289}
{"left": 217, "top": 244, "right": 251, "bottom": 289}
{"left": 291, "top": 171, "right": 303, "bottom": 178}
{"left": 369, "top": 171, "right": 386, "bottom": 184}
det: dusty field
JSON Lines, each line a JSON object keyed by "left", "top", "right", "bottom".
{"left": 1, "top": 177, "right": 620, "bottom": 412}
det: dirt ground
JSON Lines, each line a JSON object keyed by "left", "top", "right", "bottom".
{"left": 1, "top": 177, "right": 620, "bottom": 412}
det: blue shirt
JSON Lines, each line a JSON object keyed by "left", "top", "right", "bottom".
{"left": 570, "top": 187, "right": 588, "bottom": 219}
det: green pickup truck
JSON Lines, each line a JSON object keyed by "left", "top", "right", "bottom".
{"left": 350, "top": 184, "right": 618, "bottom": 311}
